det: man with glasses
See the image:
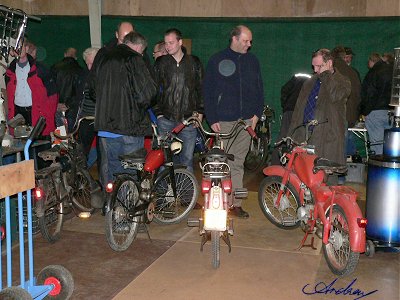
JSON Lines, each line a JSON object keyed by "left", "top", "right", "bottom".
{"left": 288, "top": 49, "right": 351, "bottom": 184}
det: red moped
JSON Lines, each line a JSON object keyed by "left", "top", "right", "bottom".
{"left": 258, "top": 120, "right": 367, "bottom": 276}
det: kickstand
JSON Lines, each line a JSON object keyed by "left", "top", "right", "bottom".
{"left": 138, "top": 223, "right": 152, "bottom": 242}
{"left": 221, "top": 231, "right": 232, "bottom": 253}
{"left": 296, "top": 222, "right": 317, "bottom": 251}
{"left": 200, "top": 232, "right": 210, "bottom": 252}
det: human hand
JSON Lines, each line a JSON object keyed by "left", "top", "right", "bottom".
{"left": 251, "top": 115, "right": 259, "bottom": 130}
{"left": 194, "top": 113, "right": 203, "bottom": 127}
{"left": 57, "top": 103, "right": 68, "bottom": 112}
{"left": 211, "top": 122, "right": 221, "bottom": 133}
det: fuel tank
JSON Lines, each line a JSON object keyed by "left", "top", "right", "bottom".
{"left": 144, "top": 149, "right": 164, "bottom": 172}
{"left": 293, "top": 153, "right": 325, "bottom": 187}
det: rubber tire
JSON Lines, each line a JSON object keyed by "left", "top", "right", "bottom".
{"left": 211, "top": 231, "right": 220, "bottom": 269}
{"left": 105, "top": 176, "right": 140, "bottom": 252}
{"left": 0, "top": 287, "right": 33, "bottom": 300}
{"left": 38, "top": 177, "right": 64, "bottom": 243}
{"left": 258, "top": 176, "right": 301, "bottom": 229}
{"left": 70, "top": 170, "right": 95, "bottom": 213}
{"left": 244, "top": 135, "right": 269, "bottom": 171}
{"left": 322, "top": 205, "right": 360, "bottom": 276}
{"left": 365, "top": 240, "right": 375, "bottom": 258}
{"left": 36, "top": 265, "right": 74, "bottom": 300}
{"left": 152, "top": 168, "right": 199, "bottom": 225}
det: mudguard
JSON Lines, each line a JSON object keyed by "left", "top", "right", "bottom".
{"left": 262, "top": 165, "right": 302, "bottom": 195}
{"left": 319, "top": 194, "right": 366, "bottom": 253}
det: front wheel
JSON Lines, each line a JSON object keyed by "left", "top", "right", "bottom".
{"left": 211, "top": 231, "right": 220, "bottom": 269}
{"left": 322, "top": 205, "right": 360, "bottom": 276}
{"left": 70, "top": 170, "right": 95, "bottom": 213}
{"left": 37, "top": 176, "right": 64, "bottom": 243}
{"left": 105, "top": 176, "right": 140, "bottom": 251}
{"left": 153, "top": 168, "right": 199, "bottom": 225}
{"left": 36, "top": 265, "right": 74, "bottom": 299}
{"left": 258, "top": 176, "right": 301, "bottom": 229}
{"left": 244, "top": 135, "right": 269, "bottom": 171}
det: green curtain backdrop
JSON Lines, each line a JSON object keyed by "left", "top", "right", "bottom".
{"left": 26, "top": 16, "right": 400, "bottom": 138}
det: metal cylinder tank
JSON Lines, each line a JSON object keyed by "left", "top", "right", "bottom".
{"left": 366, "top": 156, "right": 400, "bottom": 244}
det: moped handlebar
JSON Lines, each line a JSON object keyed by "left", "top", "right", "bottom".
{"left": 53, "top": 116, "right": 95, "bottom": 140}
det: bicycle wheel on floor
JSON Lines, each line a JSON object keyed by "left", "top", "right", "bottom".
{"left": 70, "top": 169, "right": 95, "bottom": 213}
{"left": 105, "top": 175, "right": 140, "bottom": 252}
{"left": 36, "top": 175, "right": 64, "bottom": 243}
{"left": 211, "top": 231, "right": 221, "bottom": 269}
{"left": 244, "top": 135, "right": 269, "bottom": 171}
{"left": 152, "top": 168, "right": 199, "bottom": 225}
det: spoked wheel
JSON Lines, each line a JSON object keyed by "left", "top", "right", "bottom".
{"left": 70, "top": 170, "right": 95, "bottom": 213}
{"left": 0, "top": 287, "right": 32, "bottom": 300}
{"left": 211, "top": 231, "right": 220, "bottom": 269}
{"left": 37, "top": 177, "right": 64, "bottom": 243}
{"left": 258, "top": 176, "right": 301, "bottom": 229}
{"left": 244, "top": 135, "right": 269, "bottom": 171}
{"left": 322, "top": 205, "right": 360, "bottom": 276}
{"left": 153, "top": 168, "right": 199, "bottom": 225}
{"left": 36, "top": 265, "right": 74, "bottom": 300}
{"left": 105, "top": 176, "right": 140, "bottom": 251}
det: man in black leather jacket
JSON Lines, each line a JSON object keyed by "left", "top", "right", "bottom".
{"left": 93, "top": 32, "right": 157, "bottom": 187}
{"left": 153, "top": 28, "right": 204, "bottom": 173}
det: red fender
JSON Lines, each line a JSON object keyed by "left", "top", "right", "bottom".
{"left": 318, "top": 194, "right": 366, "bottom": 253}
{"left": 262, "top": 165, "right": 302, "bottom": 195}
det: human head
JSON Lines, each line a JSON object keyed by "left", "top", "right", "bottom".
{"left": 25, "top": 40, "right": 37, "bottom": 59}
{"left": 116, "top": 22, "right": 135, "bottom": 45}
{"left": 344, "top": 47, "right": 355, "bottom": 65}
{"left": 123, "top": 31, "right": 147, "bottom": 55}
{"left": 382, "top": 52, "right": 394, "bottom": 65}
{"left": 311, "top": 48, "right": 333, "bottom": 74}
{"left": 164, "top": 28, "right": 183, "bottom": 56}
{"left": 368, "top": 52, "right": 381, "bottom": 69}
{"left": 153, "top": 41, "right": 167, "bottom": 60}
{"left": 64, "top": 47, "right": 77, "bottom": 59}
{"left": 230, "top": 25, "right": 252, "bottom": 54}
{"left": 82, "top": 47, "right": 99, "bottom": 70}
{"left": 332, "top": 46, "right": 346, "bottom": 61}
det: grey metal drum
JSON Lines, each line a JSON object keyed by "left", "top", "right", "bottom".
{"left": 383, "top": 127, "right": 400, "bottom": 157}
{"left": 366, "top": 156, "right": 400, "bottom": 244}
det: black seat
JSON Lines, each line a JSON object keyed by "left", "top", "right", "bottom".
{"left": 201, "top": 147, "right": 234, "bottom": 162}
{"left": 313, "top": 157, "right": 347, "bottom": 174}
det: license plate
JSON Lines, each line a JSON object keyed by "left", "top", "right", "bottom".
{"left": 204, "top": 209, "right": 227, "bottom": 231}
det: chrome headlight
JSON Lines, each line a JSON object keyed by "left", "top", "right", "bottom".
{"left": 170, "top": 141, "right": 182, "bottom": 154}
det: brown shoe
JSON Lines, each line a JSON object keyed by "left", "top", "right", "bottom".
{"left": 229, "top": 206, "right": 249, "bottom": 219}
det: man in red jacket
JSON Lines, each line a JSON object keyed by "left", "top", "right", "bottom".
{"left": 5, "top": 40, "right": 58, "bottom": 136}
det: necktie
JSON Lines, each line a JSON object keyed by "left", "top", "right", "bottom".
{"left": 303, "top": 79, "right": 321, "bottom": 124}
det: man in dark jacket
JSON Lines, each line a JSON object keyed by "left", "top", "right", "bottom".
{"left": 203, "top": 25, "right": 264, "bottom": 218}
{"left": 360, "top": 53, "right": 392, "bottom": 155}
{"left": 288, "top": 49, "right": 350, "bottom": 174}
{"left": 153, "top": 28, "right": 204, "bottom": 173}
{"left": 94, "top": 32, "right": 157, "bottom": 187}
{"left": 51, "top": 47, "right": 83, "bottom": 131}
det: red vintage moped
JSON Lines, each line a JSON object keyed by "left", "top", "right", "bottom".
{"left": 258, "top": 120, "right": 367, "bottom": 276}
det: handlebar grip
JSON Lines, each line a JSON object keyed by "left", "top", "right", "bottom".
{"left": 29, "top": 116, "right": 46, "bottom": 141}
{"left": 246, "top": 126, "right": 257, "bottom": 139}
{"left": 172, "top": 123, "right": 185, "bottom": 134}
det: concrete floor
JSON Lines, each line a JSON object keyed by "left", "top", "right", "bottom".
{"left": 2, "top": 164, "right": 400, "bottom": 300}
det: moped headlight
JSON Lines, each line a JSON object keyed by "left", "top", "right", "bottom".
{"left": 170, "top": 141, "right": 182, "bottom": 154}
{"left": 260, "top": 114, "right": 266, "bottom": 122}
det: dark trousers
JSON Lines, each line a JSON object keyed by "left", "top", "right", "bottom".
{"left": 15, "top": 105, "right": 32, "bottom": 126}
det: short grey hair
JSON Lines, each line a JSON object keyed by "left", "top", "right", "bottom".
{"left": 123, "top": 31, "right": 147, "bottom": 49}
{"left": 82, "top": 47, "right": 99, "bottom": 61}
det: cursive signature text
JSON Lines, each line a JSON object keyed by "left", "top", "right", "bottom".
{"left": 302, "top": 278, "right": 378, "bottom": 300}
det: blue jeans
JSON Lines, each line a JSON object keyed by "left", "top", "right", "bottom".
{"left": 99, "top": 136, "right": 144, "bottom": 187}
{"left": 157, "top": 116, "right": 197, "bottom": 173}
{"left": 365, "top": 110, "right": 390, "bottom": 155}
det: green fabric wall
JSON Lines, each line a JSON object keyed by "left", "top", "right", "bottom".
{"left": 26, "top": 16, "right": 400, "bottom": 136}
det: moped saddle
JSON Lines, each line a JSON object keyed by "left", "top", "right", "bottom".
{"left": 313, "top": 157, "right": 347, "bottom": 174}
{"left": 201, "top": 148, "right": 234, "bottom": 162}
{"left": 119, "top": 147, "right": 147, "bottom": 163}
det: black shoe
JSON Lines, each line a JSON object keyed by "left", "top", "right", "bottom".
{"left": 229, "top": 206, "right": 249, "bottom": 219}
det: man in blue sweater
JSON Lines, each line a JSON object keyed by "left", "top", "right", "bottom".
{"left": 203, "top": 25, "right": 264, "bottom": 218}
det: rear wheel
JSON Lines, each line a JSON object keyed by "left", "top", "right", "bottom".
{"left": 105, "top": 176, "right": 140, "bottom": 251}
{"left": 211, "top": 231, "right": 220, "bottom": 269}
{"left": 153, "top": 168, "right": 199, "bottom": 225}
{"left": 322, "top": 205, "right": 360, "bottom": 276}
{"left": 37, "top": 176, "right": 64, "bottom": 243}
{"left": 258, "top": 176, "right": 301, "bottom": 229}
{"left": 70, "top": 170, "right": 94, "bottom": 213}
